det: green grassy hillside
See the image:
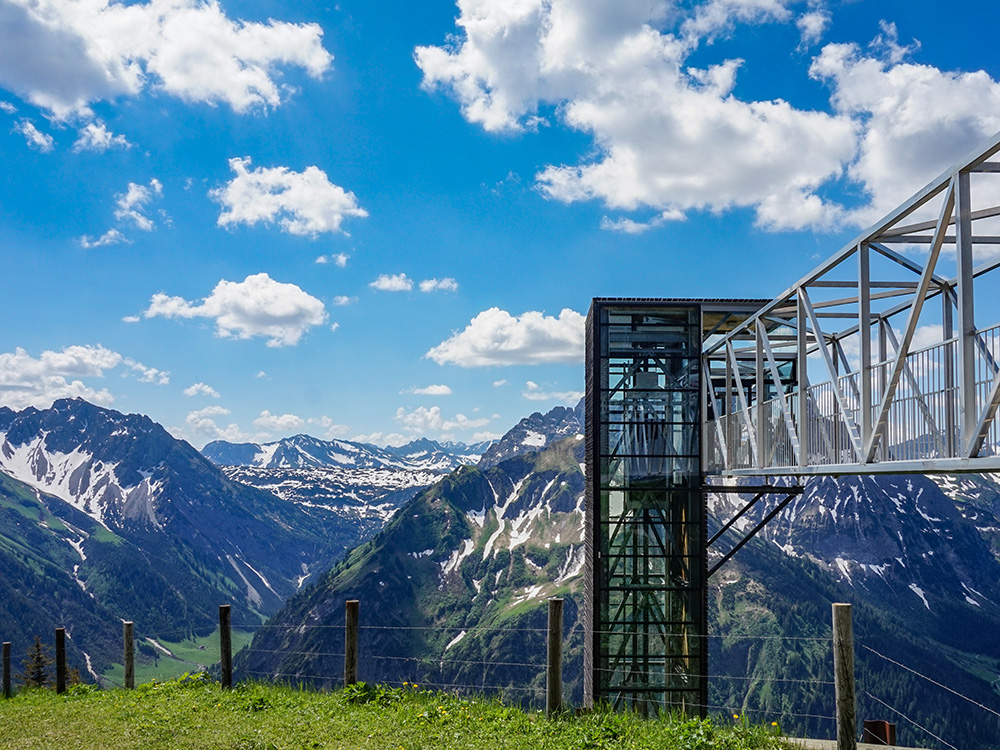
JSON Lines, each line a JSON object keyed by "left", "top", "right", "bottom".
{"left": 0, "top": 676, "right": 792, "bottom": 750}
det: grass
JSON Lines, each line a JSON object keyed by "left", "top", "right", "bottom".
{"left": 0, "top": 676, "right": 794, "bottom": 750}
{"left": 101, "top": 629, "right": 254, "bottom": 686}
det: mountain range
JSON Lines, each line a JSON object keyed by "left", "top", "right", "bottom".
{"left": 236, "top": 403, "right": 1000, "bottom": 749}
{"left": 3, "top": 395, "right": 1000, "bottom": 746}
{"left": 202, "top": 434, "right": 490, "bottom": 473}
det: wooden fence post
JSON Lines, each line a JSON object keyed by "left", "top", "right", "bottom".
{"left": 55, "top": 628, "right": 66, "bottom": 694}
{"left": 219, "top": 605, "right": 232, "bottom": 689}
{"left": 344, "top": 600, "right": 359, "bottom": 687}
{"left": 2, "top": 642, "right": 10, "bottom": 699}
{"left": 123, "top": 622, "right": 135, "bottom": 689}
{"left": 832, "top": 603, "right": 856, "bottom": 750}
{"left": 546, "top": 598, "right": 564, "bottom": 718}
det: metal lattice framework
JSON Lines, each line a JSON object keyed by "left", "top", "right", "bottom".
{"left": 704, "top": 131, "right": 1000, "bottom": 476}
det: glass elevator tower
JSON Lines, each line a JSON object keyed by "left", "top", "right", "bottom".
{"left": 584, "top": 298, "right": 764, "bottom": 714}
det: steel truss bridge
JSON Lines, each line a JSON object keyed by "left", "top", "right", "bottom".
{"left": 705, "top": 132, "right": 1000, "bottom": 477}
{"left": 584, "top": 131, "right": 1000, "bottom": 715}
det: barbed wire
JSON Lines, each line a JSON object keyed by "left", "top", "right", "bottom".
{"left": 863, "top": 690, "right": 958, "bottom": 750}
{"left": 861, "top": 644, "right": 1000, "bottom": 720}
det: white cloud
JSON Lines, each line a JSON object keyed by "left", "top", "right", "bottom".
{"left": 307, "top": 415, "right": 350, "bottom": 439}
{"left": 73, "top": 120, "right": 130, "bottom": 152}
{"left": 601, "top": 209, "right": 685, "bottom": 234}
{"left": 14, "top": 119, "right": 53, "bottom": 151}
{"left": 212, "top": 157, "right": 367, "bottom": 237}
{"left": 427, "top": 307, "right": 585, "bottom": 367}
{"left": 796, "top": 10, "right": 830, "bottom": 47}
{"left": 0, "top": 0, "right": 332, "bottom": 119}
{"left": 407, "top": 384, "right": 453, "bottom": 396}
{"left": 125, "top": 359, "right": 169, "bottom": 385}
{"left": 471, "top": 431, "right": 502, "bottom": 442}
{"left": 254, "top": 410, "right": 304, "bottom": 432}
{"left": 184, "top": 382, "right": 219, "bottom": 398}
{"left": 0, "top": 101, "right": 15, "bottom": 114}
{"left": 370, "top": 273, "right": 413, "bottom": 292}
{"left": 255, "top": 370, "right": 267, "bottom": 379}
{"left": 352, "top": 431, "right": 409, "bottom": 448}
{"left": 680, "top": 0, "right": 791, "bottom": 42}
{"left": 185, "top": 406, "right": 250, "bottom": 443}
{"left": 492, "top": 379, "right": 508, "bottom": 387}
{"left": 416, "top": 0, "right": 856, "bottom": 230}
{"left": 122, "top": 315, "right": 140, "bottom": 323}
{"left": 331, "top": 295, "right": 356, "bottom": 306}
{"left": 80, "top": 229, "right": 128, "bottom": 248}
{"left": 0, "top": 344, "right": 166, "bottom": 410}
{"left": 394, "top": 405, "right": 490, "bottom": 433}
{"left": 316, "top": 252, "right": 349, "bottom": 266}
{"left": 115, "top": 178, "right": 163, "bottom": 231}
{"left": 419, "top": 277, "right": 459, "bottom": 293}
{"left": 143, "top": 272, "right": 329, "bottom": 347}
{"left": 522, "top": 387, "right": 584, "bottom": 402}
{"left": 810, "top": 31, "right": 1000, "bottom": 225}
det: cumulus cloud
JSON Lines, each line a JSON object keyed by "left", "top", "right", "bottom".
{"left": 796, "top": 9, "right": 830, "bottom": 47}
{"left": 184, "top": 406, "right": 250, "bottom": 443}
{"left": 14, "top": 119, "right": 53, "bottom": 151}
{"left": 406, "top": 384, "right": 453, "bottom": 396}
{"left": 810, "top": 28, "right": 1000, "bottom": 225}
{"left": 0, "top": 0, "right": 333, "bottom": 119}
{"left": 183, "top": 382, "right": 219, "bottom": 398}
{"left": 254, "top": 410, "right": 304, "bottom": 432}
{"left": 143, "top": 272, "right": 329, "bottom": 347}
{"left": 80, "top": 229, "right": 128, "bottom": 248}
{"left": 115, "top": 178, "right": 163, "bottom": 230}
{"left": 493, "top": 379, "right": 508, "bottom": 387}
{"left": 316, "top": 252, "right": 349, "bottom": 266}
{"left": 601, "top": 209, "right": 685, "bottom": 234}
{"left": 73, "top": 120, "right": 130, "bottom": 152}
{"left": 370, "top": 273, "right": 413, "bottom": 292}
{"left": 331, "top": 295, "right": 356, "bottom": 306}
{"left": 394, "top": 405, "right": 490, "bottom": 433}
{"left": 417, "top": 2, "right": 1000, "bottom": 231}
{"left": 416, "top": 0, "right": 856, "bottom": 230}
{"left": 80, "top": 179, "right": 164, "bottom": 246}
{"left": 471, "top": 430, "right": 502, "bottom": 442}
{"left": 352, "top": 431, "right": 409, "bottom": 447}
{"left": 427, "top": 307, "right": 585, "bottom": 367}
{"left": 522, "top": 380, "right": 584, "bottom": 402}
{"left": 212, "top": 157, "right": 367, "bottom": 237}
{"left": 307, "top": 415, "right": 350, "bottom": 440}
{"left": 419, "top": 277, "right": 459, "bottom": 293}
{"left": 0, "top": 344, "right": 166, "bottom": 410}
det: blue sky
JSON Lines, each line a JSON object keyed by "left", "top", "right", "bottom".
{"left": 3, "top": 0, "right": 1000, "bottom": 448}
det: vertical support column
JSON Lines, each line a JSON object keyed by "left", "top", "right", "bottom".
{"left": 858, "top": 244, "right": 873, "bottom": 452}
{"left": 943, "top": 287, "right": 956, "bottom": 456}
{"left": 55, "top": 628, "right": 66, "bottom": 694}
{"left": 832, "top": 603, "right": 856, "bottom": 750}
{"left": 955, "top": 171, "right": 977, "bottom": 454}
{"left": 219, "top": 605, "right": 232, "bottom": 689}
{"left": 877, "top": 318, "right": 887, "bottom": 398}
{"left": 2, "top": 642, "right": 10, "bottom": 699}
{"left": 755, "top": 324, "right": 766, "bottom": 469}
{"left": 546, "top": 598, "right": 564, "bottom": 717}
{"left": 725, "top": 350, "right": 734, "bottom": 468}
{"left": 344, "top": 599, "right": 359, "bottom": 687}
{"left": 123, "top": 621, "right": 135, "bottom": 690}
{"left": 797, "top": 296, "right": 809, "bottom": 467}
